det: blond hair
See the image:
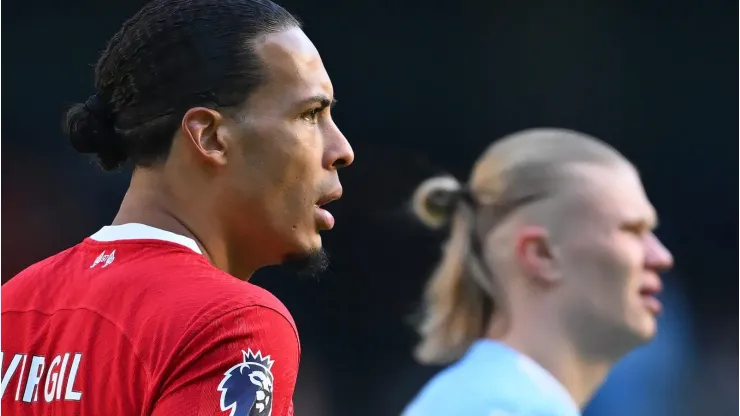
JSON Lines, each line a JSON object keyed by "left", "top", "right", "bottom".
{"left": 411, "top": 128, "right": 625, "bottom": 364}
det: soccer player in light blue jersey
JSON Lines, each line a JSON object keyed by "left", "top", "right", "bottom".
{"left": 402, "top": 128, "right": 674, "bottom": 416}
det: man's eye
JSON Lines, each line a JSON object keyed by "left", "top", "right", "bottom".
{"left": 622, "top": 223, "right": 648, "bottom": 236}
{"left": 301, "top": 108, "right": 322, "bottom": 123}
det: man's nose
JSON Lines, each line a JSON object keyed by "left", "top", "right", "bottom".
{"left": 323, "top": 122, "right": 354, "bottom": 170}
{"left": 645, "top": 232, "right": 674, "bottom": 272}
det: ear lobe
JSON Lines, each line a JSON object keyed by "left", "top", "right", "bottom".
{"left": 515, "top": 226, "right": 561, "bottom": 286}
{"left": 181, "top": 107, "right": 227, "bottom": 166}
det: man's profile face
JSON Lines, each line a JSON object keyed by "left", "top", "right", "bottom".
{"left": 218, "top": 27, "right": 354, "bottom": 274}
{"left": 555, "top": 164, "right": 673, "bottom": 354}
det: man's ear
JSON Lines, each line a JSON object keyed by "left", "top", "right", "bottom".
{"left": 181, "top": 107, "right": 228, "bottom": 166}
{"left": 514, "top": 225, "right": 562, "bottom": 286}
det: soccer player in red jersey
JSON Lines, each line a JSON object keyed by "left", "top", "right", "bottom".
{"left": 1, "top": 0, "right": 353, "bottom": 415}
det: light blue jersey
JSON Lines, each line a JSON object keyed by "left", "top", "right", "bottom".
{"left": 403, "top": 340, "right": 580, "bottom": 416}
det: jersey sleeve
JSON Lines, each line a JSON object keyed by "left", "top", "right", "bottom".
{"left": 150, "top": 305, "right": 299, "bottom": 416}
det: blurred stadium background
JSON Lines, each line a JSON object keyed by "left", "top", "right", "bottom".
{"left": 2, "top": 0, "right": 737, "bottom": 415}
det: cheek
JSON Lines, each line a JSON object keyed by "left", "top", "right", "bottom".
{"left": 260, "top": 133, "right": 323, "bottom": 228}
{"left": 226, "top": 128, "right": 318, "bottom": 231}
{"left": 278, "top": 140, "right": 321, "bottom": 203}
{"left": 561, "top": 237, "right": 634, "bottom": 307}
{"left": 608, "top": 234, "right": 646, "bottom": 285}
{"left": 247, "top": 128, "right": 319, "bottom": 191}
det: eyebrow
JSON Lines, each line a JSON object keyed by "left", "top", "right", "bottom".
{"left": 297, "top": 95, "right": 337, "bottom": 109}
{"left": 626, "top": 216, "right": 658, "bottom": 230}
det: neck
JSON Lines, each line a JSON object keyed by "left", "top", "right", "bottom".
{"left": 492, "top": 317, "right": 613, "bottom": 408}
{"left": 112, "top": 169, "right": 257, "bottom": 279}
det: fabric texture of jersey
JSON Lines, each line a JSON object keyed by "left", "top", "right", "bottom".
{"left": 1, "top": 223, "right": 299, "bottom": 416}
{"left": 402, "top": 340, "right": 581, "bottom": 416}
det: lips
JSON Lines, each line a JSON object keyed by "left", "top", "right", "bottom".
{"left": 315, "top": 188, "right": 342, "bottom": 208}
{"left": 638, "top": 278, "right": 663, "bottom": 315}
{"left": 639, "top": 278, "right": 663, "bottom": 297}
{"left": 314, "top": 188, "right": 342, "bottom": 230}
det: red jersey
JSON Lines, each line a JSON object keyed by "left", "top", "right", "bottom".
{"left": 1, "top": 223, "right": 299, "bottom": 416}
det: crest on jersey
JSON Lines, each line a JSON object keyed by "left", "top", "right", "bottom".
{"left": 90, "top": 250, "right": 116, "bottom": 268}
{"left": 217, "top": 349, "right": 275, "bottom": 416}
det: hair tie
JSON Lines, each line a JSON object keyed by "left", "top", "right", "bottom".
{"left": 457, "top": 188, "right": 478, "bottom": 208}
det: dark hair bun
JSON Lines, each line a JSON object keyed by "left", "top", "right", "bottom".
{"left": 63, "top": 95, "right": 128, "bottom": 171}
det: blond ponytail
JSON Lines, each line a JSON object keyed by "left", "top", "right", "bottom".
{"left": 410, "top": 128, "right": 629, "bottom": 365}
{"left": 411, "top": 176, "right": 497, "bottom": 365}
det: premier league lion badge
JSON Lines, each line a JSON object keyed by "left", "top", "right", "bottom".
{"left": 217, "top": 349, "right": 275, "bottom": 416}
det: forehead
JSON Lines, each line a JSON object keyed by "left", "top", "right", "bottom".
{"left": 250, "top": 27, "right": 333, "bottom": 102}
{"left": 568, "top": 163, "right": 657, "bottom": 227}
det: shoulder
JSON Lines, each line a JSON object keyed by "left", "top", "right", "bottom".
{"left": 403, "top": 391, "right": 534, "bottom": 416}
{"left": 131, "top": 257, "right": 301, "bottom": 389}
{"left": 1, "top": 245, "right": 78, "bottom": 306}
{"left": 404, "top": 360, "right": 568, "bottom": 416}
{"left": 4, "top": 244, "right": 77, "bottom": 280}
{"left": 133, "top": 259, "right": 298, "bottom": 350}
{"left": 95, "top": 243, "right": 297, "bottom": 325}
{"left": 87, "top": 245, "right": 299, "bottom": 360}
{"left": 405, "top": 391, "right": 561, "bottom": 416}
{"left": 168, "top": 263, "right": 296, "bottom": 330}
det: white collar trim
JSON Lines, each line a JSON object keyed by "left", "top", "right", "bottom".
{"left": 89, "top": 223, "right": 202, "bottom": 255}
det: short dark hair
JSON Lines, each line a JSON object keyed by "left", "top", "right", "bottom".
{"left": 64, "top": 0, "right": 301, "bottom": 171}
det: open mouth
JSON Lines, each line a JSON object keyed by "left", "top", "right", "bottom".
{"left": 314, "top": 190, "right": 341, "bottom": 230}
{"left": 638, "top": 285, "right": 663, "bottom": 315}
